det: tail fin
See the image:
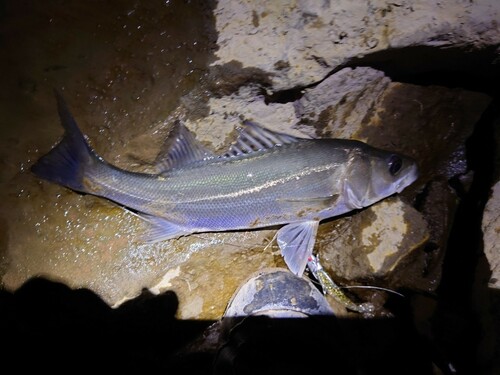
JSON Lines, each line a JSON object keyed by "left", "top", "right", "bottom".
{"left": 31, "top": 90, "right": 98, "bottom": 193}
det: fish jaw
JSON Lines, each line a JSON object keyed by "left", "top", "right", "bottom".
{"left": 395, "top": 162, "right": 419, "bottom": 193}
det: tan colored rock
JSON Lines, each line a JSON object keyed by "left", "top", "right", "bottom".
{"left": 183, "top": 85, "right": 301, "bottom": 151}
{"left": 316, "top": 197, "right": 429, "bottom": 281}
{"left": 295, "top": 67, "right": 391, "bottom": 138}
{"left": 213, "top": 0, "right": 500, "bottom": 90}
{"left": 482, "top": 180, "right": 500, "bottom": 289}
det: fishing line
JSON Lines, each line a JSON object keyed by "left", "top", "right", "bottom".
{"left": 340, "top": 285, "right": 405, "bottom": 298}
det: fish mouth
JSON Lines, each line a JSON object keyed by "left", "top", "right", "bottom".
{"left": 395, "top": 164, "right": 419, "bottom": 193}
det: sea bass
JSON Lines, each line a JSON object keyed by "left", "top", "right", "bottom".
{"left": 32, "top": 92, "right": 418, "bottom": 276}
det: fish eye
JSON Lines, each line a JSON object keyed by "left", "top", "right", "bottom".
{"left": 388, "top": 155, "right": 403, "bottom": 176}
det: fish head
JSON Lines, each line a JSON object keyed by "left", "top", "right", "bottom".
{"left": 343, "top": 144, "right": 418, "bottom": 209}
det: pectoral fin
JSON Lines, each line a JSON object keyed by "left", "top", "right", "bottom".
{"left": 276, "top": 220, "right": 319, "bottom": 276}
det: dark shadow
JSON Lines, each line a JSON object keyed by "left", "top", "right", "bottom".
{"left": 0, "top": 277, "right": 211, "bottom": 372}
{"left": 347, "top": 44, "right": 500, "bottom": 97}
{"left": 427, "top": 96, "right": 499, "bottom": 374}
{"left": 214, "top": 313, "right": 434, "bottom": 375}
{"left": 347, "top": 45, "right": 500, "bottom": 375}
{"left": 0, "top": 277, "right": 438, "bottom": 374}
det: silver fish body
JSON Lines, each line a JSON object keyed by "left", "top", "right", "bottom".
{"left": 32, "top": 92, "right": 419, "bottom": 276}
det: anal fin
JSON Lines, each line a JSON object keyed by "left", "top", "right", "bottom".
{"left": 138, "top": 214, "right": 190, "bottom": 243}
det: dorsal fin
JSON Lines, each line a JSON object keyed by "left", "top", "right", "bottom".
{"left": 223, "top": 120, "right": 305, "bottom": 158}
{"left": 156, "top": 120, "right": 215, "bottom": 172}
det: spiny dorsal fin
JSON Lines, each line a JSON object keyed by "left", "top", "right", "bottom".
{"left": 156, "top": 120, "right": 215, "bottom": 172}
{"left": 223, "top": 120, "right": 306, "bottom": 158}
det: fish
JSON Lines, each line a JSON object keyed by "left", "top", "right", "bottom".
{"left": 31, "top": 91, "right": 419, "bottom": 276}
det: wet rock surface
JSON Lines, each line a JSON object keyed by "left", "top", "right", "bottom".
{"left": 1, "top": 1, "right": 499, "bottom": 374}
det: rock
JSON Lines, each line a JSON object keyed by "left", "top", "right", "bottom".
{"left": 316, "top": 197, "right": 429, "bottom": 281}
{"left": 393, "top": 179, "right": 459, "bottom": 292}
{"left": 482, "top": 179, "right": 500, "bottom": 289}
{"left": 212, "top": 0, "right": 500, "bottom": 90}
{"left": 182, "top": 85, "right": 300, "bottom": 152}
{"left": 295, "top": 67, "right": 391, "bottom": 138}
{"left": 483, "top": 113, "right": 500, "bottom": 289}
{"left": 354, "top": 82, "right": 491, "bottom": 183}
